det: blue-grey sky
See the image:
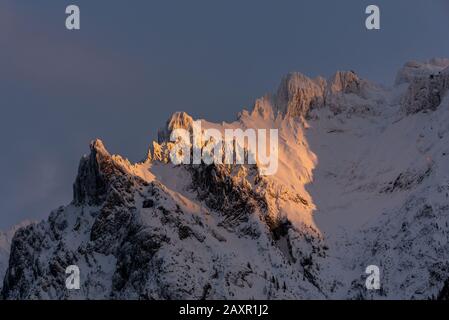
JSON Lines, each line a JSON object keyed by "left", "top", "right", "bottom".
{"left": 1, "top": 0, "right": 448, "bottom": 229}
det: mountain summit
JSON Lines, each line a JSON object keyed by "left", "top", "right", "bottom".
{"left": 2, "top": 59, "right": 449, "bottom": 299}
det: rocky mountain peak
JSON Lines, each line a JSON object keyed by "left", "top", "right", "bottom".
{"left": 250, "top": 95, "right": 275, "bottom": 120}
{"left": 3, "top": 59, "right": 449, "bottom": 300}
{"left": 72, "top": 139, "right": 111, "bottom": 206}
{"left": 274, "top": 72, "right": 326, "bottom": 118}
{"left": 158, "top": 111, "right": 194, "bottom": 143}
{"left": 273, "top": 70, "right": 375, "bottom": 119}
{"left": 72, "top": 139, "right": 138, "bottom": 206}
{"left": 400, "top": 60, "right": 449, "bottom": 114}
{"left": 328, "top": 71, "right": 361, "bottom": 95}
{"left": 90, "top": 139, "right": 109, "bottom": 156}
{"left": 395, "top": 58, "right": 449, "bottom": 86}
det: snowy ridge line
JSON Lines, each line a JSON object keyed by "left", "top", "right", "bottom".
{"left": 1, "top": 58, "right": 449, "bottom": 299}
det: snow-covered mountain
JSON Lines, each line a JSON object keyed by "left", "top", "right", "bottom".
{"left": 2, "top": 58, "right": 449, "bottom": 299}
{"left": 0, "top": 221, "right": 33, "bottom": 292}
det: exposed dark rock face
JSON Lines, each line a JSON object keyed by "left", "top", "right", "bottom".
{"left": 438, "top": 279, "right": 449, "bottom": 300}
{"left": 73, "top": 140, "right": 110, "bottom": 206}
{"left": 401, "top": 68, "right": 449, "bottom": 114}
{"left": 381, "top": 167, "right": 432, "bottom": 193}
{"left": 1, "top": 140, "right": 326, "bottom": 300}
{"left": 189, "top": 164, "right": 269, "bottom": 232}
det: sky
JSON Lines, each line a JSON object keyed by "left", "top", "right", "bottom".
{"left": 0, "top": 0, "right": 449, "bottom": 229}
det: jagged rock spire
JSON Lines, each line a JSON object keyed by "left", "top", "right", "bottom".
{"left": 72, "top": 139, "right": 111, "bottom": 205}
{"left": 274, "top": 72, "right": 326, "bottom": 118}
{"left": 158, "top": 111, "right": 194, "bottom": 143}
